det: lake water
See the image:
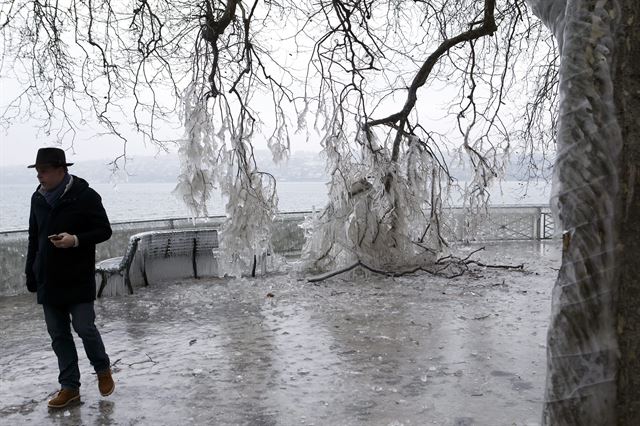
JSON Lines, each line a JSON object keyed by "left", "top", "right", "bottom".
{"left": 0, "top": 180, "right": 550, "bottom": 232}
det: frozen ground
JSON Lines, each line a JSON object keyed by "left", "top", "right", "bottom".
{"left": 0, "top": 241, "right": 560, "bottom": 426}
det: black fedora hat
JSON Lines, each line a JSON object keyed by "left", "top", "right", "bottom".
{"left": 27, "top": 147, "right": 74, "bottom": 168}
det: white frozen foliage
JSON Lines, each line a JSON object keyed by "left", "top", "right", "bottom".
{"left": 174, "top": 84, "right": 278, "bottom": 278}
{"left": 300, "top": 116, "right": 460, "bottom": 273}
{"left": 174, "top": 84, "right": 220, "bottom": 217}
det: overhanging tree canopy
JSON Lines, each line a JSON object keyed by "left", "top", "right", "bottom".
{"left": 0, "top": 0, "right": 556, "bottom": 274}
{"left": 6, "top": 0, "right": 640, "bottom": 423}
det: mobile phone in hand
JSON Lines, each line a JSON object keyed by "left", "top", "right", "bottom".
{"left": 48, "top": 234, "right": 63, "bottom": 241}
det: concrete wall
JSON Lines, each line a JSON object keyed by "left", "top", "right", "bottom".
{"left": 0, "top": 212, "right": 308, "bottom": 297}
{"left": 0, "top": 207, "right": 553, "bottom": 297}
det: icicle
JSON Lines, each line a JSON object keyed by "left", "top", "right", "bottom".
{"left": 173, "top": 83, "right": 219, "bottom": 218}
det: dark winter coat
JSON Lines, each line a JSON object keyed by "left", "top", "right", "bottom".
{"left": 25, "top": 175, "right": 112, "bottom": 305}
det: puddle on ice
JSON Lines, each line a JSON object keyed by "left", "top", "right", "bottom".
{"left": 0, "top": 241, "right": 560, "bottom": 425}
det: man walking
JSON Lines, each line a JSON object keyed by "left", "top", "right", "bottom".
{"left": 25, "top": 147, "right": 115, "bottom": 409}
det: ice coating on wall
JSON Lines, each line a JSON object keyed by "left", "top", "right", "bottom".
{"left": 527, "top": 0, "right": 622, "bottom": 423}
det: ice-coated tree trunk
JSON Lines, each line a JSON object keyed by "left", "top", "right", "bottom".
{"left": 614, "top": 0, "right": 640, "bottom": 422}
{"left": 528, "top": 0, "right": 640, "bottom": 423}
{"left": 527, "top": 0, "right": 622, "bottom": 423}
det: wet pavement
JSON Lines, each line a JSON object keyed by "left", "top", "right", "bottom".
{"left": 0, "top": 241, "right": 560, "bottom": 425}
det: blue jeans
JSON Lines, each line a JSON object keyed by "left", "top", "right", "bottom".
{"left": 43, "top": 303, "right": 111, "bottom": 390}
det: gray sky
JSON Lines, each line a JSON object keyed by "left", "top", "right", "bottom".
{"left": 0, "top": 124, "right": 162, "bottom": 168}
{"left": 0, "top": 73, "right": 172, "bottom": 168}
{"left": 0, "top": 119, "right": 321, "bottom": 169}
{"left": 0, "top": 78, "right": 322, "bottom": 169}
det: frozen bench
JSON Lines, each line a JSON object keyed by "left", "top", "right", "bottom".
{"left": 95, "top": 228, "right": 219, "bottom": 297}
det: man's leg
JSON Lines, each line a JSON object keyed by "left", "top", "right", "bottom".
{"left": 42, "top": 304, "right": 81, "bottom": 390}
{"left": 69, "top": 302, "right": 110, "bottom": 373}
{"left": 70, "top": 302, "right": 114, "bottom": 396}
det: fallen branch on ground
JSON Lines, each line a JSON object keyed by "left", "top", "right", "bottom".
{"left": 307, "top": 246, "right": 524, "bottom": 283}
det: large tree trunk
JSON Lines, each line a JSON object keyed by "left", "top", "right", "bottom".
{"left": 615, "top": 0, "right": 640, "bottom": 422}
{"left": 528, "top": 0, "right": 624, "bottom": 423}
{"left": 530, "top": 0, "right": 640, "bottom": 423}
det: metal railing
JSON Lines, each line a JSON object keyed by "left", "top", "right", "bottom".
{"left": 0, "top": 206, "right": 555, "bottom": 297}
{"left": 445, "top": 205, "right": 555, "bottom": 241}
{"left": 1, "top": 207, "right": 555, "bottom": 240}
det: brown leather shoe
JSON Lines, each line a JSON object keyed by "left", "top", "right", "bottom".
{"left": 48, "top": 389, "right": 80, "bottom": 408}
{"left": 97, "top": 369, "right": 115, "bottom": 396}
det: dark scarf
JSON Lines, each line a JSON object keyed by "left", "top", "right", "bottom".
{"left": 43, "top": 173, "right": 71, "bottom": 206}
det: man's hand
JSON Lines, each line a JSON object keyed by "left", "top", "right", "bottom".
{"left": 50, "top": 232, "right": 76, "bottom": 249}
{"left": 26, "top": 275, "right": 37, "bottom": 293}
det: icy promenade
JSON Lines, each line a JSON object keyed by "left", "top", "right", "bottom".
{"left": 0, "top": 241, "right": 559, "bottom": 426}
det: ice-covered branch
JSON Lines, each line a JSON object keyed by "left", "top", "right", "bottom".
{"left": 1, "top": 0, "right": 559, "bottom": 277}
{"left": 365, "top": 0, "right": 497, "bottom": 141}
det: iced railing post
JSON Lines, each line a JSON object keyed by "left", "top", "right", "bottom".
{"left": 527, "top": 0, "right": 622, "bottom": 423}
